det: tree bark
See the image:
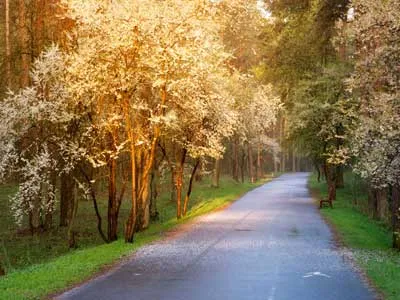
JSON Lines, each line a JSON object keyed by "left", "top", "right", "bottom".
{"left": 34, "top": 0, "right": 45, "bottom": 56}
{"left": 368, "top": 187, "right": 378, "bottom": 219}
{"left": 107, "top": 157, "right": 118, "bottom": 242}
{"left": 149, "top": 157, "right": 159, "bottom": 221}
{"left": 60, "top": 173, "right": 75, "bottom": 227}
{"left": 81, "top": 168, "right": 108, "bottom": 243}
{"left": 256, "top": 142, "right": 262, "bottom": 180}
{"left": 232, "top": 137, "right": 239, "bottom": 182}
{"left": 292, "top": 148, "right": 296, "bottom": 172}
{"left": 18, "top": 0, "right": 30, "bottom": 87}
{"left": 44, "top": 173, "right": 57, "bottom": 230}
{"left": 212, "top": 158, "right": 220, "bottom": 188}
{"left": 67, "top": 183, "right": 79, "bottom": 248}
{"left": 248, "top": 143, "right": 254, "bottom": 183}
{"left": 376, "top": 188, "right": 388, "bottom": 222}
{"left": 5, "top": 0, "right": 11, "bottom": 88}
{"left": 336, "top": 165, "right": 345, "bottom": 188}
{"left": 240, "top": 148, "right": 245, "bottom": 183}
{"left": 175, "top": 149, "right": 187, "bottom": 219}
{"left": 125, "top": 137, "right": 137, "bottom": 242}
{"left": 391, "top": 186, "right": 400, "bottom": 249}
{"left": 326, "top": 164, "right": 336, "bottom": 202}
{"left": 183, "top": 159, "right": 200, "bottom": 216}
{"left": 280, "top": 116, "right": 285, "bottom": 173}
{"left": 314, "top": 161, "right": 321, "bottom": 182}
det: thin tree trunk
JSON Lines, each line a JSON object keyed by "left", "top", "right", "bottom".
{"left": 297, "top": 156, "right": 301, "bottom": 172}
{"left": 18, "top": 0, "right": 30, "bottom": 87}
{"left": 314, "top": 162, "right": 321, "bottom": 183}
{"left": 29, "top": 197, "right": 41, "bottom": 234}
{"left": 212, "top": 159, "right": 220, "bottom": 188}
{"left": 44, "top": 173, "right": 56, "bottom": 230}
{"left": 149, "top": 157, "right": 159, "bottom": 221}
{"left": 327, "top": 164, "right": 337, "bottom": 202}
{"left": 175, "top": 149, "right": 187, "bottom": 219}
{"left": 107, "top": 157, "right": 118, "bottom": 242}
{"left": 183, "top": 159, "right": 200, "bottom": 216}
{"left": 280, "top": 116, "right": 285, "bottom": 172}
{"left": 232, "top": 137, "right": 239, "bottom": 182}
{"left": 256, "top": 142, "right": 262, "bottom": 180}
{"left": 67, "top": 183, "right": 79, "bottom": 249}
{"left": 5, "top": 0, "right": 11, "bottom": 88}
{"left": 34, "top": 0, "right": 45, "bottom": 56}
{"left": 60, "top": 173, "right": 74, "bottom": 227}
{"left": 81, "top": 168, "right": 108, "bottom": 243}
{"left": 391, "top": 186, "right": 400, "bottom": 249}
{"left": 336, "top": 165, "right": 345, "bottom": 188}
{"left": 376, "top": 188, "right": 388, "bottom": 221}
{"left": 292, "top": 149, "right": 296, "bottom": 172}
{"left": 240, "top": 148, "right": 245, "bottom": 183}
{"left": 368, "top": 187, "right": 378, "bottom": 219}
{"left": 125, "top": 134, "right": 137, "bottom": 243}
{"left": 248, "top": 143, "right": 254, "bottom": 183}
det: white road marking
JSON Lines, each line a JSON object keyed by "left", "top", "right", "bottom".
{"left": 303, "top": 271, "right": 331, "bottom": 278}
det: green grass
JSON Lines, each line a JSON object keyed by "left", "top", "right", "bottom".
{"left": 0, "top": 174, "right": 275, "bottom": 299}
{"left": 309, "top": 173, "right": 400, "bottom": 300}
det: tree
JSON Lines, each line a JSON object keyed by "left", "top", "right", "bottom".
{"left": 348, "top": 0, "right": 400, "bottom": 248}
{"left": 0, "top": 46, "right": 74, "bottom": 232}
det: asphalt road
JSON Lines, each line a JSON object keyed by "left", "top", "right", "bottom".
{"left": 58, "top": 173, "right": 376, "bottom": 300}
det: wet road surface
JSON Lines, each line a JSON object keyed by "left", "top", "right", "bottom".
{"left": 58, "top": 173, "right": 376, "bottom": 300}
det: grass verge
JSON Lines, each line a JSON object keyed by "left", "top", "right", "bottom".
{"left": 309, "top": 173, "right": 400, "bottom": 300}
{"left": 0, "top": 175, "right": 275, "bottom": 300}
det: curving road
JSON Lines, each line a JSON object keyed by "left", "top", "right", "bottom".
{"left": 58, "top": 173, "right": 376, "bottom": 300}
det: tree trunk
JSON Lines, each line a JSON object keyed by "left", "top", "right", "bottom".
{"left": 183, "top": 159, "right": 200, "bottom": 216}
{"left": 212, "top": 158, "right": 220, "bottom": 188}
{"left": 297, "top": 156, "right": 301, "bottom": 172}
{"left": 256, "top": 143, "right": 262, "bottom": 180}
{"left": 326, "top": 164, "right": 336, "bottom": 201}
{"left": 125, "top": 138, "right": 137, "bottom": 243}
{"left": 60, "top": 173, "right": 75, "bottom": 227}
{"left": 391, "top": 186, "right": 400, "bottom": 249}
{"left": 29, "top": 197, "right": 41, "bottom": 234}
{"left": 280, "top": 116, "right": 285, "bottom": 173}
{"left": 107, "top": 157, "right": 118, "bottom": 242}
{"left": 292, "top": 149, "right": 296, "bottom": 172}
{"left": 368, "top": 187, "right": 378, "bottom": 219}
{"left": 195, "top": 159, "right": 203, "bottom": 182}
{"left": 81, "top": 168, "right": 108, "bottom": 243}
{"left": 248, "top": 143, "right": 254, "bottom": 183}
{"left": 240, "top": 149, "right": 245, "bottom": 183}
{"left": 18, "top": 0, "right": 30, "bottom": 87}
{"left": 322, "top": 162, "right": 328, "bottom": 182}
{"left": 232, "top": 137, "right": 239, "bottom": 182}
{"left": 5, "top": 0, "right": 11, "bottom": 88}
{"left": 67, "top": 183, "right": 79, "bottom": 249}
{"left": 44, "top": 173, "right": 57, "bottom": 230}
{"left": 175, "top": 149, "right": 187, "bottom": 219}
{"left": 34, "top": 0, "right": 45, "bottom": 56}
{"left": 336, "top": 165, "right": 345, "bottom": 188}
{"left": 149, "top": 158, "right": 159, "bottom": 221}
{"left": 376, "top": 189, "right": 388, "bottom": 222}
{"left": 314, "top": 161, "right": 321, "bottom": 182}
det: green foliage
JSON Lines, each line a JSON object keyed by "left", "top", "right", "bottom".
{"left": 288, "top": 63, "right": 356, "bottom": 163}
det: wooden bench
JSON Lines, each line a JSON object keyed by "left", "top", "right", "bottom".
{"left": 319, "top": 198, "right": 333, "bottom": 209}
